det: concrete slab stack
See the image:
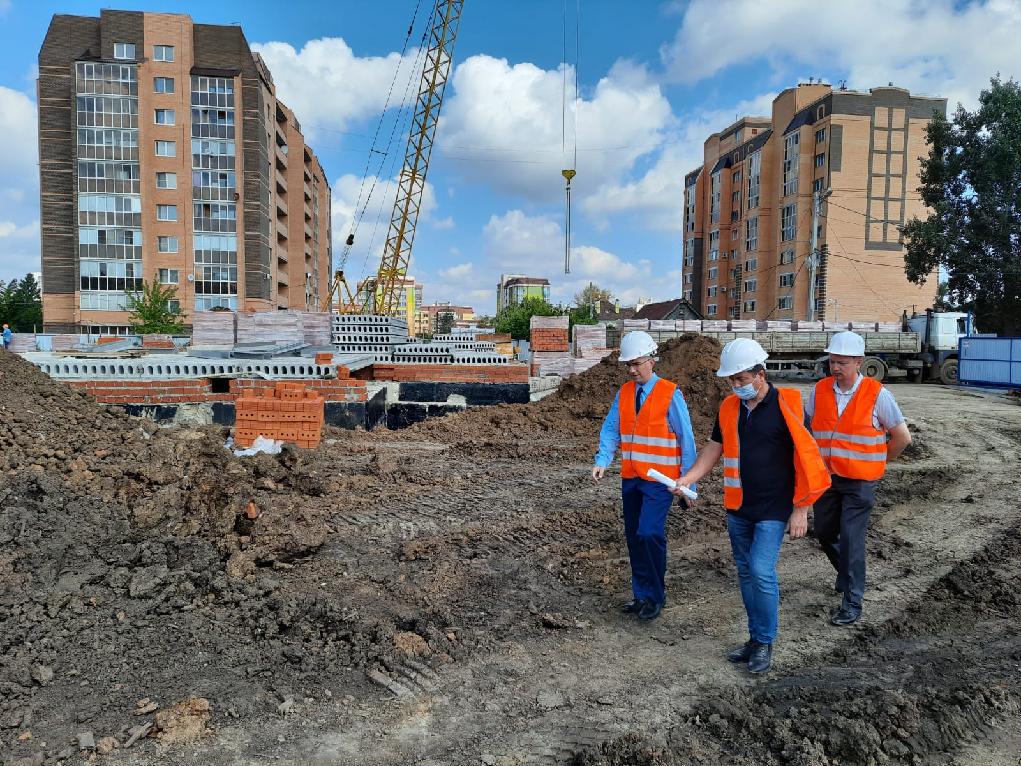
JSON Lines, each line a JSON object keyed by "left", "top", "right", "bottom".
{"left": 331, "top": 314, "right": 407, "bottom": 362}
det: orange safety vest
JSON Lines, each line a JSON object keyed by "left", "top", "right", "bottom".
{"left": 719, "top": 387, "right": 831, "bottom": 511}
{"left": 811, "top": 377, "right": 888, "bottom": 480}
{"left": 619, "top": 379, "right": 683, "bottom": 481}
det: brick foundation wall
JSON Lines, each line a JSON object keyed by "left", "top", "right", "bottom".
{"left": 356, "top": 363, "right": 530, "bottom": 384}
{"left": 66, "top": 375, "right": 369, "bottom": 404}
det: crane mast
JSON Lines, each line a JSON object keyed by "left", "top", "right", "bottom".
{"left": 367, "top": 0, "right": 464, "bottom": 316}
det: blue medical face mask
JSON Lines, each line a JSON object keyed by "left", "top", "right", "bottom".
{"left": 732, "top": 381, "right": 758, "bottom": 400}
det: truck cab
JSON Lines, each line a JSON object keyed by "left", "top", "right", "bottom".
{"left": 906, "top": 311, "right": 973, "bottom": 383}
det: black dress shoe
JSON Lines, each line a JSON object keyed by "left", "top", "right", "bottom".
{"left": 638, "top": 599, "right": 662, "bottom": 621}
{"left": 747, "top": 641, "right": 772, "bottom": 674}
{"left": 830, "top": 606, "right": 862, "bottom": 626}
{"left": 621, "top": 599, "right": 642, "bottom": 614}
{"left": 725, "top": 640, "right": 755, "bottom": 663}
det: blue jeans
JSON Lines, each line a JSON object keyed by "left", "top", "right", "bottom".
{"left": 621, "top": 477, "right": 674, "bottom": 606}
{"left": 726, "top": 514, "right": 787, "bottom": 644}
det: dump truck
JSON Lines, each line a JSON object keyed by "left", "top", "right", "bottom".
{"left": 608, "top": 310, "right": 975, "bottom": 384}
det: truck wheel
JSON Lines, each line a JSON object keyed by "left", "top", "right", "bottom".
{"left": 907, "top": 368, "right": 923, "bottom": 383}
{"left": 939, "top": 358, "right": 959, "bottom": 385}
{"left": 813, "top": 358, "right": 829, "bottom": 379}
{"left": 862, "top": 357, "right": 888, "bottom": 382}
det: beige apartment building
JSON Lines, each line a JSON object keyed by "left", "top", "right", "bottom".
{"left": 38, "top": 10, "right": 331, "bottom": 334}
{"left": 682, "top": 83, "right": 944, "bottom": 322}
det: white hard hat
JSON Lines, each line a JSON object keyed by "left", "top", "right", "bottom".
{"left": 825, "top": 331, "right": 866, "bottom": 356}
{"left": 716, "top": 337, "right": 769, "bottom": 377}
{"left": 619, "top": 331, "right": 658, "bottom": 362}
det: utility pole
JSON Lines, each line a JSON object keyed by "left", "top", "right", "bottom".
{"left": 807, "top": 187, "right": 831, "bottom": 321}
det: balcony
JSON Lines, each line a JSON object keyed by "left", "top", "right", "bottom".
{"left": 277, "top": 271, "right": 289, "bottom": 286}
{"left": 275, "top": 143, "right": 288, "bottom": 171}
{"left": 276, "top": 219, "right": 288, "bottom": 240}
{"left": 276, "top": 174, "right": 287, "bottom": 195}
{"left": 304, "top": 243, "right": 312, "bottom": 259}
{"left": 276, "top": 196, "right": 288, "bottom": 216}
{"left": 304, "top": 223, "right": 313, "bottom": 240}
{"left": 277, "top": 248, "right": 288, "bottom": 264}
{"left": 303, "top": 184, "right": 311, "bottom": 202}
{"left": 303, "top": 166, "right": 312, "bottom": 183}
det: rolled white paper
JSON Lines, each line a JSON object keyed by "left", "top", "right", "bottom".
{"left": 646, "top": 468, "right": 698, "bottom": 500}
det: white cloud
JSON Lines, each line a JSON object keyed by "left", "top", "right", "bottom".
{"left": 0, "top": 87, "right": 40, "bottom": 282}
{"left": 252, "top": 38, "right": 420, "bottom": 139}
{"left": 439, "top": 56, "right": 674, "bottom": 202}
{"left": 431, "top": 216, "right": 455, "bottom": 230}
{"left": 329, "top": 172, "right": 438, "bottom": 278}
{"left": 439, "top": 262, "right": 472, "bottom": 280}
{"left": 585, "top": 92, "right": 776, "bottom": 231}
{"left": 661, "top": 0, "right": 1021, "bottom": 108}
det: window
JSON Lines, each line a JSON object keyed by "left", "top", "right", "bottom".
{"left": 709, "top": 230, "right": 720, "bottom": 261}
{"left": 813, "top": 177, "right": 825, "bottom": 193}
{"left": 744, "top": 258, "right": 758, "bottom": 272}
{"left": 683, "top": 240, "right": 694, "bottom": 267}
{"left": 167, "top": 299, "right": 181, "bottom": 314}
{"left": 79, "top": 259, "right": 142, "bottom": 293}
{"left": 683, "top": 273, "right": 692, "bottom": 284}
{"left": 815, "top": 127, "right": 826, "bottom": 144}
{"left": 781, "top": 203, "right": 797, "bottom": 242}
{"left": 782, "top": 132, "right": 800, "bottom": 196}
{"left": 708, "top": 267, "right": 718, "bottom": 280}
{"left": 732, "top": 169, "right": 742, "bottom": 185}
{"left": 743, "top": 300, "right": 757, "bottom": 313}
{"left": 684, "top": 182, "right": 697, "bottom": 233}
{"left": 156, "top": 204, "right": 177, "bottom": 221}
{"left": 744, "top": 279, "right": 758, "bottom": 293}
{"left": 154, "top": 77, "right": 175, "bottom": 94}
{"left": 745, "top": 216, "right": 759, "bottom": 252}
{"left": 730, "top": 306, "right": 740, "bottom": 320}
{"left": 779, "top": 272, "right": 795, "bottom": 288}
{"left": 157, "top": 236, "right": 178, "bottom": 253}
{"left": 683, "top": 290, "right": 692, "bottom": 302}
{"left": 710, "top": 171, "right": 721, "bottom": 224}
{"left": 779, "top": 248, "right": 795, "bottom": 264}
{"left": 158, "top": 268, "right": 179, "bottom": 284}
{"left": 778, "top": 296, "right": 794, "bottom": 310}
{"left": 730, "top": 249, "right": 738, "bottom": 261}
{"left": 155, "top": 109, "right": 175, "bottom": 125}
{"left": 706, "top": 304, "right": 718, "bottom": 316}
{"left": 153, "top": 45, "right": 175, "bottom": 62}
{"left": 156, "top": 172, "right": 177, "bottom": 189}
{"left": 155, "top": 140, "right": 176, "bottom": 157}
{"left": 114, "top": 43, "right": 136, "bottom": 60}
{"left": 707, "top": 286, "right": 718, "bottom": 298}
{"left": 731, "top": 189, "right": 741, "bottom": 210}
{"left": 747, "top": 150, "right": 761, "bottom": 209}
{"left": 815, "top": 153, "right": 825, "bottom": 168}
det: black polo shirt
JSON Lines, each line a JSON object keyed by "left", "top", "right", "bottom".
{"left": 710, "top": 384, "right": 796, "bottom": 522}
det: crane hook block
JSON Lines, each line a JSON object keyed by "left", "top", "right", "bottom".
{"left": 346, "top": 233, "right": 355, "bottom": 246}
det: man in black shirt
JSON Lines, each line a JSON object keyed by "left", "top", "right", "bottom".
{"left": 672, "top": 339, "right": 829, "bottom": 674}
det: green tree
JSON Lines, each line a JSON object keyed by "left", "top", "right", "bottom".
{"left": 901, "top": 76, "right": 1021, "bottom": 335}
{"left": 126, "top": 280, "right": 187, "bottom": 335}
{"left": 573, "top": 282, "right": 612, "bottom": 309}
{"left": 494, "top": 296, "right": 560, "bottom": 340}
{"left": 435, "top": 311, "right": 455, "bottom": 335}
{"left": 0, "top": 274, "right": 43, "bottom": 332}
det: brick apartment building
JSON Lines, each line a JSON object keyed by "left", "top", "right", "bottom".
{"left": 38, "top": 10, "right": 332, "bottom": 334}
{"left": 681, "top": 83, "right": 945, "bottom": 322}
{"left": 418, "top": 302, "right": 475, "bottom": 335}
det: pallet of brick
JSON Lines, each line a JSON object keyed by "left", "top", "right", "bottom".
{"left": 530, "top": 315, "right": 569, "bottom": 330}
{"left": 648, "top": 320, "right": 676, "bottom": 331}
{"left": 675, "top": 320, "right": 703, "bottom": 332}
{"left": 823, "top": 321, "right": 851, "bottom": 331}
{"left": 233, "top": 381, "right": 325, "bottom": 449}
{"left": 758, "top": 320, "right": 793, "bottom": 331}
{"left": 300, "top": 311, "right": 332, "bottom": 346}
{"left": 701, "top": 320, "right": 729, "bottom": 331}
{"left": 530, "top": 314, "right": 569, "bottom": 352}
{"left": 476, "top": 332, "right": 513, "bottom": 356}
{"left": 729, "top": 320, "right": 757, "bottom": 331}
{"left": 850, "top": 322, "right": 879, "bottom": 333}
{"left": 236, "top": 311, "right": 304, "bottom": 345}
{"left": 192, "top": 311, "right": 237, "bottom": 347}
{"left": 877, "top": 322, "right": 901, "bottom": 333}
{"left": 795, "top": 320, "right": 824, "bottom": 332}
{"left": 9, "top": 334, "right": 37, "bottom": 352}
{"left": 531, "top": 350, "right": 573, "bottom": 376}
{"left": 142, "top": 334, "right": 175, "bottom": 349}
{"left": 573, "top": 324, "right": 607, "bottom": 354}
{"left": 621, "top": 319, "right": 650, "bottom": 330}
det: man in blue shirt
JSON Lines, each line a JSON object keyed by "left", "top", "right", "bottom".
{"left": 592, "top": 331, "right": 697, "bottom": 621}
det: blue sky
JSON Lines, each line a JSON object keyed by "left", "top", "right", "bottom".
{"left": 1, "top": 0, "right": 1019, "bottom": 313}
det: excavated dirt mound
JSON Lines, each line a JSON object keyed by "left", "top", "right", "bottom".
{"left": 413, "top": 334, "right": 728, "bottom": 444}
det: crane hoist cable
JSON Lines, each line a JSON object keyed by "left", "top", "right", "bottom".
{"left": 338, "top": 0, "right": 426, "bottom": 269}
{"left": 562, "top": 0, "right": 579, "bottom": 274}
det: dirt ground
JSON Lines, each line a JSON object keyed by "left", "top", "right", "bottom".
{"left": 1, "top": 338, "right": 1020, "bottom": 766}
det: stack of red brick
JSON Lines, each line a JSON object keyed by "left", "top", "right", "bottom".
{"left": 529, "top": 315, "right": 570, "bottom": 352}
{"left": 234, "top": 382, "right": 325, "bottom": 449}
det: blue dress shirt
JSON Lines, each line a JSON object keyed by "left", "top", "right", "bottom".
{"left": 594, "top": 373, "right": 697, "bottom": 482}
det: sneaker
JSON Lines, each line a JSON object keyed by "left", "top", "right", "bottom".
{"left": 621, "top": 599, "right": 642, "bottom": 615}
{"left": 830, "top": 606, "right": 862, "bottom": 626}
{"left": 747, "top": 641, "right": 772, "bottom": 674}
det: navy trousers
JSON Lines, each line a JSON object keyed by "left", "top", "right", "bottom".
{"left": 621, "top": 477, "right": 674, "bottom": 606}
{"left": 814, "top": 475, "right": 876, "bottom": 610}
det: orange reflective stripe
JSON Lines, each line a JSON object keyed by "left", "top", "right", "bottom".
{"left": 811, "top": 377, "right": 888, "bottom": 480}
{"left": 619, "top": 379, "right": 683, "bottom": 481}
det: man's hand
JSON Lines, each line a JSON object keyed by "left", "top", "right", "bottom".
{"left": 670, "top": 474, "right": 693, "bottom": 498}
{"left": 788, "top": 506, "right": 810, "bottom": 538}
{"left": 591, "top": 465, "right": 606, "bottom": 482}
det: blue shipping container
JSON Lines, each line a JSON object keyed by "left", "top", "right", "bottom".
{"left": 958, "top": 337, "right": 1021, "bottom": 387}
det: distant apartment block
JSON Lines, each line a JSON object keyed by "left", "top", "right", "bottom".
{"left": 419, "top": 302, "right": 475, "bottom": 335}
{"left": 681, "top": 83, "right": 944, "bottom": 322}
{"left": 38, "top": 10, "right": 332, "bottom": 333}
{"left": 357, "top": 275, "right": 423, "bottom": 333}
{"left": 496, "top": 275, "right": 551, "bottom": 313}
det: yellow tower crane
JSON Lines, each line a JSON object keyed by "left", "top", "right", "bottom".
{"left": 359, "top": 0, "right": 464, "bottom": 318}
